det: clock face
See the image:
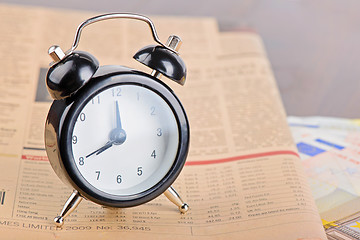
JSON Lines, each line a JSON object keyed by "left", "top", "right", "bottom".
{"left": 71, "top": 84, "right": 180, "bottom": 196}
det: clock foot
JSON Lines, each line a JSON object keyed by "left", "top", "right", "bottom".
{"left": 164, "top": 186, "right": 189, "bottom": 214}
{"left": 54, "top": 190, "right": 83, "bottom": 227}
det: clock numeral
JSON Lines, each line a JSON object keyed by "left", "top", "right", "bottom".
{"left": 72, "top": 135, "right": 78, "bottom": 144}
{"left": 157, "top": 128, "right": 162, "bottom": 136}
{"left": 150, "top": 106, "right": 156, "bottom": 115}
{"left": 137, "top": 167, "right": 143, "bottom": 176}
{"left": 92, "top": 96, "right": 100, "bottom": 104}
{"left": 116, "top": 175, "right": 122, "bottom": 184}
{"left": 112, "top": 88, "right": 122, "bottom": 97}
{"left": 151, "top": 150, "right": 156, "bottom": 159}
{"left": 79, "top": 113, "right": 86, "bottom": 121}
{"left": 95, "top": 171, "right": 100, "bottom": 180}
{"left": 79, "top": 157, "right": 84, "bottom": 166}
{"left": 137, "top": 92, "right": 140, "bottom": 101}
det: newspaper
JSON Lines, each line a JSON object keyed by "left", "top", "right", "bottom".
{"left": 289, "top": 116, "right": 360, "bottom": 239}
{"left": 0, "top": 3, "right": 326, "bottom": 239}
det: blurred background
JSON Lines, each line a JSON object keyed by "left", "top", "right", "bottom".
{"left": 1, "top": 0, "right": 359, "bottom": 117}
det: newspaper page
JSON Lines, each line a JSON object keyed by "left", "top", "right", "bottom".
{"left": 289, "top": 116, "right": 360, "bottom": 239}
{"left": 0, "top": 3, "right": 326, "bottom": 239}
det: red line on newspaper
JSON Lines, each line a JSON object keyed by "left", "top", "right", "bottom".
{"left": 21, "top": 155, "right": 48, "bottom": 161}
{"left": 185, "top": 150, "right": 299, "bottom": 166}
{"left": 21, "top": 150, "right": 299, "bottom": 165}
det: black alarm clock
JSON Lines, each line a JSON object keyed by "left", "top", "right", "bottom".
{"left": 44, "top": 13, "right": 190, "bottom": 227}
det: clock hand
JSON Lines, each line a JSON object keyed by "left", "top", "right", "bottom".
{"left": 86, "top": 127, "right": 127, "bottom": 159}
{"left": 86, "top": 101, "right": 127, "bottom": 159}
{"left": 86, "top": 141, "right": 114, "bottom": 158}
{"left": 95, "top": 141, "right": 114, "bottom": 155}
{"left": 113, "top": 100, "right": 127, "bottom": 145}
{"left": 115, "top": 100, "right": 122, "bottom": 129}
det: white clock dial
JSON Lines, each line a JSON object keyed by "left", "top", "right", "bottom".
{"left": 71, "top": 84, "right": 179, "bottom": 196}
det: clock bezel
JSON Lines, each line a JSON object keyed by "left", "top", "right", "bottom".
{"left": 57, "top": 68, "right": 189, "bottom": 208}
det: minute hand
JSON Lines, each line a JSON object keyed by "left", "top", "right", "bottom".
{"left": 116, "top": 100, "right": 122, "bottom": 129}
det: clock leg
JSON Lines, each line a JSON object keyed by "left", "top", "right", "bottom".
{"left": 54, "top": 190, "right": 83, "bottom": 227}
{"left": 164, "top": 186, "right": 189, "bottom": 213}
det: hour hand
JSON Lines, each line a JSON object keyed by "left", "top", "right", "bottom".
{"left": 86, "top": 141, "right": 114, "bottom": 158}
